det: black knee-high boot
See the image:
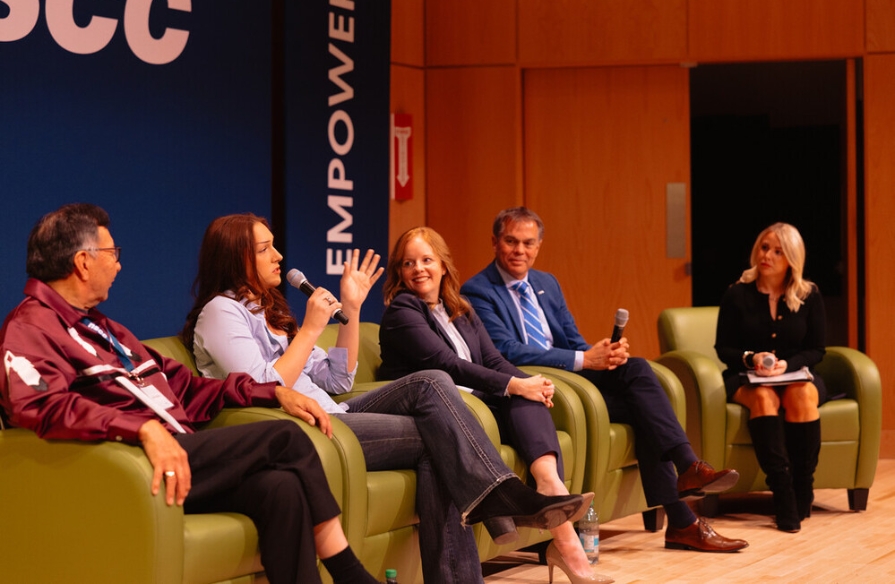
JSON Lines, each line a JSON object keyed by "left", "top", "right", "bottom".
{"left": 748, "top": 416, "right": 800, "bottom": 532}
{"left": 784, "top": 419, "right": 821, "bottom": 521}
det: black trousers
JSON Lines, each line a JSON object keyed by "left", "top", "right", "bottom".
{"left": 581, "top": 357, "right": 690, "bottom": 507}
{"left": 178, "top": 420, "right": 340, "bottom": 584}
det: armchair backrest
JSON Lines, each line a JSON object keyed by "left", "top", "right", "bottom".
{"left": 317, "top": 322, "right": 382, "bottom": 385}
{"left": 657, "top": 306, "right": 724, "bottom": 369}
{"left": 142, "top": 335, "right": 200, "bottom": 375}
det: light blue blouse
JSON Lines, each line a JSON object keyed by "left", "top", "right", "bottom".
{"left": 193, "top": 294, "right": 355, "bottom": 414}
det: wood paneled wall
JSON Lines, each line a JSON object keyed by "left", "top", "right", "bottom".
{"left": 389, "top": 64, "right": 426, "bottom": 253}
{"left": 425, "top": 67, "right": 523, "bottom": 278}
{"left": 389, "top": 0, "right": 425, "bottom": 252}
{"left": 426, "top": 0, "right": 517, "bottom": 66}
{"left": 867, "top": 0, "right": 895, "bottom": 52}
{"left": 518, "top": 0, "right": 688, "bottom": 66}
{"left": 392, "top": 0, "right": 895, "bottom": 456}
{"left": 863, "top": 54, "right": 895, "bottom": 457}
{"left": 689, "top": 0, "right": 864, "bottom": 61}
{"left": 523, "top": 66, "right": 691, "bottom": 357}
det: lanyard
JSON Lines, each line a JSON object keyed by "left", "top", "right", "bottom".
{"left": 81, "top": 318, "right": 134, "bottom": 372}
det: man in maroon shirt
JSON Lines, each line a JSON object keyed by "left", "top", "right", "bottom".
{"left": 0, "top": 203, "right": 378, "bottom": 584}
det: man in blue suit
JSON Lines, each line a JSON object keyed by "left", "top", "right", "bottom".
{"left": 461, "top": 206, "right": 748, "bottom": 553}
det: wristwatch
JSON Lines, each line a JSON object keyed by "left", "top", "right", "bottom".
{"left": 742, "top": 351, "right": 755, "bottom": 370}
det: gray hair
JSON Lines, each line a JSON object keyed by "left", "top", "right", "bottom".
{"left": 26, "top": 203, "right": 110, "bottom": 282}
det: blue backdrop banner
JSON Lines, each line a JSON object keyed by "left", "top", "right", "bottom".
{"left": 283, "top": 0, "right": 391, "bottom": 325}
{"left": 0, "top": 1, "right": 273, "bottom": 338}
{"left": 1, "top": 1, "right": 391, "bottom": 337}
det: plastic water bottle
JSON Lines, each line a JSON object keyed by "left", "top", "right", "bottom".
{"left": 578, "top": 503, "right": 600, "bottom": 564}
{"left": 385, "top": 568, "right": 398, "bottom": 584}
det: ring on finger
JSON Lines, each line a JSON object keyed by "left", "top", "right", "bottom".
{"left": 165, "top": 471, "right": 176, "bottom": 478}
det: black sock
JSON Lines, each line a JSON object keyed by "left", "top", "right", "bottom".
{"left": 321, "top": 546, "right": 379, "bottom": 584}
{"left": 665, "top": 500, "right": 697, "bottom": 529}
{"left": 666, "top": 443, "right": 699, "bottom": 475}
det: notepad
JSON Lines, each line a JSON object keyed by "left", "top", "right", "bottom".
{"left": 746, "top": 366, "right": 814, "bottom": 386}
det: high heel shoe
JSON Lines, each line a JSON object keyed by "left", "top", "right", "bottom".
{"left": 483, "top": 492, "right": 596, "bottom": 545}
{"left": 545, "top": 541, "right": 614, "bottom": 584}
{"left": 467, "top": 478, "right": 586, "bottom": 536}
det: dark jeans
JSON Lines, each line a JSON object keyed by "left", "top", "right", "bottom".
{"left": 339, "top": 369, "right": 515, "bottom": 584}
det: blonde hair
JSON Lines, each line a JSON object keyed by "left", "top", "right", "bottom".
{"left": 383, "top": 226, "right": 471, "bottom": 321}
{"left": 739, "top": 222, "right": 815, "bottom": 312}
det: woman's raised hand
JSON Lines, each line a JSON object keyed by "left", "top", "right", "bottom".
{"left": 340, "top": 249, "right": 384, "bottom": 313}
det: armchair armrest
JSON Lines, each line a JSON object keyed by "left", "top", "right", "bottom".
{"left": 518, "top": 366, "right": 610, "bottom": 501}
{"left": 519, "top": 366, "right": 587, "bottom": 494}
{"left": 458, "top": 391, "right": 503, "bottom": 451}
{"left": 649, "top": 360, "right": 686, "bottom": 428}
{"left": 205, "top": 407, "right": 367, "bottom": 551}
{"left": 0, "top": 428, "right": 184, "bottom": 583}
{"left": 655, "top": 350, "right": 728, "bottom": 467}
{"left": 816, "top": 347, "right": 882, "bottom": 488}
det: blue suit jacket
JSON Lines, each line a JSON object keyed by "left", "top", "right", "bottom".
{"left": 461, "top": 262, "right": 591, "bottom": 371}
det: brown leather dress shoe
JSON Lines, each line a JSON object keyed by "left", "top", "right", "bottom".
{"left": 677, "top": 461, "right": 740, "bottom": 499}
{"left": 665, "top": 517, "right": 749, "bottom": 552}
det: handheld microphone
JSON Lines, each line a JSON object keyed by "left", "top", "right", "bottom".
{"left": 761, "top": 354, "right": 777, "bottom": 369}
{"left": 610, "top": 308, "right": 629, "bottom": 343}
{"left": 286, "top": 269, "right": 349, "bottom": 325}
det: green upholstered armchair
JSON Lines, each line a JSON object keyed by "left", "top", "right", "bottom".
{"left": 0, "top": 400, "right": 347, "bottom": 584}
{"left": 315, "top": 323, "right": 588, "bottom": 565}
{"left": 656, "top": 306, "right": 882, "bottom": 515}
{"left": 522, "top": 362, "right": 686, "bottom": 531}
{"left": 0, "top": 333, "right": 283, "bottom": 583}
{"left": 1, "top": 427, "right": 262, "bottom": 584}
{"left": 141, "top": 334, "right": 421, "bottom": 583}
{"left": 471, "top": 366, "right": 587, "bottom": 561}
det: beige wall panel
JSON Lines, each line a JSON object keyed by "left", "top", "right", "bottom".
{"left": 426, "top": 0, "right": 517, "bottom": 66}
{"left": 425, "top": 67, "right": 522, "bottom": 280}
{"left": 689, "top": 0, "right": 864, "bottom": 62}
{"left": 863, "top": 54, "right": 895, "bottom": 458}
{"left": 518, "top": 0, "right": 688, "bottom": 66}
{"left": 523, "top": 66, "right": 691, "bottom": 359}
{"left": 867, "top": 0, "right": 895, "bottom": 52}
{"left": 389, "top": 65, "right": 427, "bottom": 252}
{"left": 391, "top": 0, "right": 425, "bottom": 67}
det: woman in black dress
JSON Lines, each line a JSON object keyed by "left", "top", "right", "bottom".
{"left": 715, "top": 222, "right": 826, "bottom": 533}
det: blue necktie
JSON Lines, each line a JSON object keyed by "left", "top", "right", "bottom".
{"left": 511, "top": 281, "right": 549, "bottom": 349}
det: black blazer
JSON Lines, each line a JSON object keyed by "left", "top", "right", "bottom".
{"left": 378, "top": 291, "right": 528, "bottom": 395}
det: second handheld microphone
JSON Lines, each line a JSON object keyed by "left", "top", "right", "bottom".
{"left": 610, "top": 308, "right": 629, "bottom": 343}
{"left": 286, "top": 269, "right": 349, "bottom": 325}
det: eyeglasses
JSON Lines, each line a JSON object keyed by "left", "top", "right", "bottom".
{"left": 83, "top": 247, "right": 122, "bottom": 261}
